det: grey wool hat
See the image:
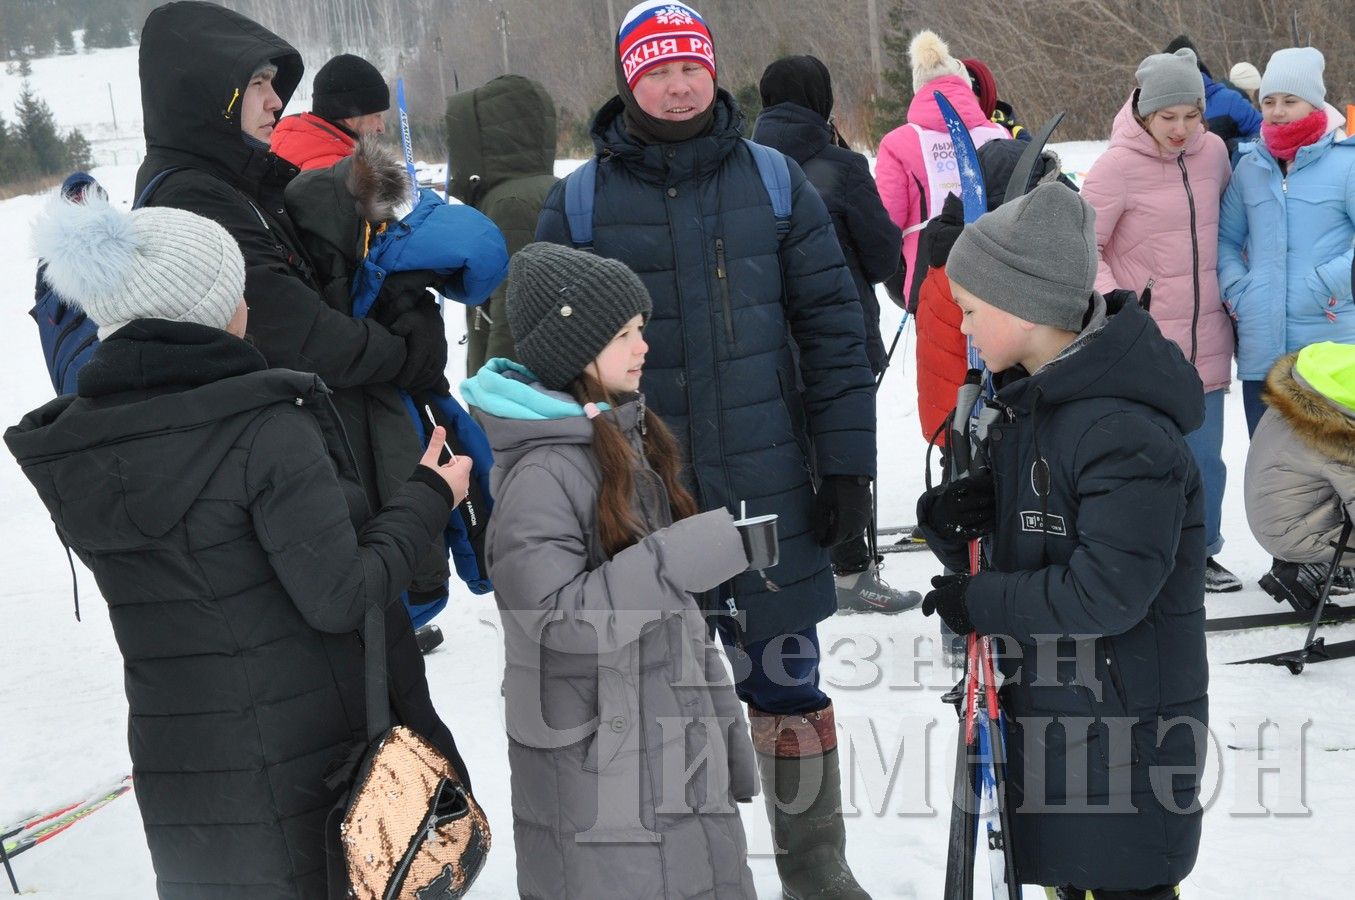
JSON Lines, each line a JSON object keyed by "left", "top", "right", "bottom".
{"left": 1136, "top": 49, "right": 1205, "bottom": 117}
{"left": 506, "top": 242, "right": 653, "bottom": 390}
{"left": 1260, "top": 47, "right": 1326, "bottom": 108}
{"left": 947, "top": 182, "right": 1097, "bottom": 333}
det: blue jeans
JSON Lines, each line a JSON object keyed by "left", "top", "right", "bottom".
{"left": 717, "top": 625, "right": 830, "bottom": 715}
{"left": 1182, "top": 389, "right": 1227, "bottom": 557}
{"left": 1242, "top": 379, "right": 1267, "bottom": 437}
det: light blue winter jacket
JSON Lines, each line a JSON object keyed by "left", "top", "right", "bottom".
{"left": 1218, "top": 132, "right": 1355, "bottom": 380}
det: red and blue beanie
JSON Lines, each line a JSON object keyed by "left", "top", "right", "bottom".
{"left": 617, "top": 2, "right": 716, "bottom": 90}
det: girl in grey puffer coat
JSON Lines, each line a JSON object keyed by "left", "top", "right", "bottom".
{"left": 462, "top": 243, "right": 757, "bottom": 900}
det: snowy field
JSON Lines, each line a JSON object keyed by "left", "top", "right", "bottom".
{"left": 3, "top": 45, "right": 1353, "bottom": 900}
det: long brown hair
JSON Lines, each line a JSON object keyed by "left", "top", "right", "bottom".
{"left": 568, "top": 372, "right": 698, "bottom": 557}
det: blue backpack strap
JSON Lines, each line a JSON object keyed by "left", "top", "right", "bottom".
{"left": 563, "top": 158, "right": 598, "bottom": 250}
{"left": 133, "top": 167, "right": 184, "bottom": 210}
{"left": 743, "top": 139, "right": 792, "bottom": 240}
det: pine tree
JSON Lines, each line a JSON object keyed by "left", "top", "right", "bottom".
{"left": 867, "top": 0, "right": 912, "bottom": 146}
{"left": 14, "top": 82, "right": 66, "bottom": 176}
{"left": 0, "top": 110, "right": 38, "bottom": 183}
{"left": 733, "top": 83, "right": 761, "bottom": 138}
{"left": 63, "top": 128, "right": 92, "bottom": 171}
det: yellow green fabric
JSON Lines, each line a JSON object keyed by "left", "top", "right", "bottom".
{"left": 1295, "top": 341, "right": 1355, "bottom": 413}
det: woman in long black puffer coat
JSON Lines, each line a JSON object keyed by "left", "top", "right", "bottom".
{"left": 5, "top": 197, "right": 471, "bottom": 899}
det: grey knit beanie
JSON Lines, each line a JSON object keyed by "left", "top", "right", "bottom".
{"left": 31, "top": 196, "right": 244, "bottom": 339}
{"left": 1260, "top": 47, "right": 1326, "bottom": 108}
{"left": 1136, "top": 49, "right": 1206, "bottom": 116}
{"left": 506, "top": 242, "right": 653, "bottom": 390}
{"left": 947, "top": 182, "right": 1097, "bottom": 333}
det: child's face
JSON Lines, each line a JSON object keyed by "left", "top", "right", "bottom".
{"left": 589, "top": 314, "right": 648, "bottom": 394}
{"left": 951, "top": 280, "right": 1031, "bottom": 373}
{"left": 1262, "top": 93, "right": 1316, "bottom": 125}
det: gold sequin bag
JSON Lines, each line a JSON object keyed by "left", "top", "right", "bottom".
{"left": 341, "top": 726, "right": 490, "bottom": 900}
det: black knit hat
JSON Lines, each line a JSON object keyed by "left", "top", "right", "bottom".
{"left": 506, "top": 243, "right": 653, "bottom": 391}
{"left": 312, "top": 54, "right": 390, "bottom": 120}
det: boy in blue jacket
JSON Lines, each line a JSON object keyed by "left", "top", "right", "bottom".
{"left": 916, "top": 184, "right": 1208, "bottom": 899}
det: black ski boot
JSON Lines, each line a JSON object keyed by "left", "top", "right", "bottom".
{"left": 1259, "top": 561, "right": 1326, "bottom": 613}
{"left": 1204, "top": 557, "right": 1242, "bottom": 593}
{"left": 835, "top": 561, "right": 922, "bottom": 614}
{"left": 749, "top": 703, "right": 871, "bottom": 900}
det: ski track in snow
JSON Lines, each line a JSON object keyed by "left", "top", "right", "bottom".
{"left": 2, "top": 45, "right": 1351, "bottom": 900}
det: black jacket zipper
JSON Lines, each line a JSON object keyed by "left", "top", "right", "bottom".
{"left": 715, "top": 237, "right": 735, "bottom": 343}
{"left": 1176, "top": 154, "right": 1201, "bottom": 365}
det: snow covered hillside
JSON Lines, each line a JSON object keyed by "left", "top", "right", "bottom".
{"left": 2, "top": 43, "right": 1352, "bottom": 900}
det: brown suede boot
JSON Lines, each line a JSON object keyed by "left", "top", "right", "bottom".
{"left": 749, "top": 702, "right": 871, "bottom": 900}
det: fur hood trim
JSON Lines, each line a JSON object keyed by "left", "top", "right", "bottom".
{"left": 1264, "top": 352, "right": 1355, "bottom": 466}
{"left": 345, "top": 136, "right": 412, "bottom": 224}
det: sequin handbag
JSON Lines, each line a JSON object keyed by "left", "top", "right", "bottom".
{"left": 330, "top": 603, "right": 490, "bottom": 900}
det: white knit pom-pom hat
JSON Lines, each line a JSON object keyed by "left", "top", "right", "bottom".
{"left": 31, "top": 196, "right": 244, "bottom": 339}
{"left": 909, "top": 30, "right": 967, "bottom": 91}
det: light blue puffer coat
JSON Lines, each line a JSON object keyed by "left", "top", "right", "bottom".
{"left": 1218, "top": 132, "right": 1355, "bottom": 380}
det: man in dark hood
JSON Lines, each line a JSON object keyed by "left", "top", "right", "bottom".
{"left": 537, "top": 3, "right": 876, "bottom": 897}
{"left": 133, "top": 0, "right": 465, "bottom": 819}
{"left": 753, "top": 55, "right": 918, "bottom": 617}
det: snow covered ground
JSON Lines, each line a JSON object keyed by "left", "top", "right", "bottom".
{"left": 3, "top": 44, "right": 1353, "bottom": 900}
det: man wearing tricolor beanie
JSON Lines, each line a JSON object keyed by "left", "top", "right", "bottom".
{"left": 536, "top": 2, "right": 875, "bottom": 897}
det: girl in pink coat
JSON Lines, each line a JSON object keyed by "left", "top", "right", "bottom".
{"left": 875, "top": 30, "right": 1008, "bottom": 300}
{"left": 1082, "top": 48, "right": 1237, "bottom": 593}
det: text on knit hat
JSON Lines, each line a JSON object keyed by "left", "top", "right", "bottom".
{"left": 617, "top": 1, "right": 715, "bottom": 90}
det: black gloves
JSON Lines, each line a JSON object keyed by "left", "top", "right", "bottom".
{"left": 812, "top": 475, "right": 873, "bottom": 548}
{"left": 917, "top": 471, "right": 996, "bottom": 541}
{"left": 926, "top": 192, "right": 967, "bottom": 269}
{"left": 391, "top": 300, "right": 450, "bottom": 395}
{"left": 922, "top": 573, "right": 974, "bottom": 636}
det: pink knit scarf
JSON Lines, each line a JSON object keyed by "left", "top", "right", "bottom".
{"left": 1262, "top": 108, "right": 1329, "bottom": 162}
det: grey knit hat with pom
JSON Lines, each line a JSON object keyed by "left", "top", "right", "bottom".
{"left": 506, "top": 242, "right": 653, "bottom": 390}
{"left": 32, "top": 196, "right": 244, "bottom": 339}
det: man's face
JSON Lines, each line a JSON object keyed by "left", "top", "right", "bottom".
{"left": 631, "top": 63, "right": 715, "bottom": 121}
{"left": 241, "top": 70, "right": 283, "bottom": 143}
{"left": 343, "top": 111, "right": 387, "bottom": 137}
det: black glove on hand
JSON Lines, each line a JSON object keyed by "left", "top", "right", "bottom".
{"left": 917, "top": 471, "right": 996, "bottom": 541}
{"left": 922, "top": 573, "right": 974, "bottom": 636}
{"left": 391, "top": 301, "right": 450, "bottom": 395}
{"left": 926, "top": 192, "right": 967, "bottom": 269}
{"left": 812, "top": 475, "right": 873, "bottom": 548}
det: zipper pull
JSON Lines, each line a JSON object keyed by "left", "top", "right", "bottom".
{"left": 715, "top": 238, "right": 726, "bottom": 279}
{"left": 637, "top": 393, "right": 647, "bottom": 436}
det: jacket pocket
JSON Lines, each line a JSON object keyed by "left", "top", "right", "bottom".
{"left": 714, "top": 237, "right": 735, "bottom": 344}
{"left": 583, "top": 665, "right": 634, "bottom": 774}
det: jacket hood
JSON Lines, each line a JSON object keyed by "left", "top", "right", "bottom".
{"left": 757, "top": 55, "right": 833, "bottom": 121}
{"left": 1264, "top": 351, "right": 1355, "bottom": 466}
{"left": 446, "top": 75, "right": 557, "bottom": 206}
{"left": 463, "top": 358, "right": 643, "bottom": 474}
{"left": 998, "top": 294, "right": 1205, "bottom": 435}
{"left": 750, "top": 102, "right": 831, "bottom": 166}
{"left": 139, "top": 1, "right": 303, "bottom": 183}
{"left": 5, "top": 321, "right": 326, "bottom": 552}
{"left": 907, "top": 74, "right": 992, "bottom": 133}
{"left": 1110, "top": 94, "right": 1208, "bottom": 159}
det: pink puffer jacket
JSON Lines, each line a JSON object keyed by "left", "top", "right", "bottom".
{"left": 1081, "top": 99, "right": 1234, "bottom": 392}
{"left": 875, "top": 75, "right": 1008, "bottom": 294}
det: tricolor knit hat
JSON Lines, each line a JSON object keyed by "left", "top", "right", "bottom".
{"left": 31, "top": 196, "right": 245, "bottom": 339}
{"left": 313, "top": 54, "right": 390, "bottom": 121}
{"left": 1136, "top": 49, "right": 1205, "bottom": 117}
{"left": 617, "top": 1, "right": 715, "bottom": 91}
{"left": 1260, "top": 47, "right": 1326, "bottom": 108}
{"left": 909, "top": 30, "right": 967, "bottom": 91}
{"left": 947, "top": 182, "right": 1097, "bottom": 333}
{"left": 1229, "top": 61, "right": 1262, "bottom": 93}
{"left": 506, "top": 243, "right": 653, "bottom": 390}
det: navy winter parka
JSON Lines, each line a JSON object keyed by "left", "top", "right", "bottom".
{"left": 536, "top": 92, "right": 876, "bottom": 643}
{"left": 751, "top": 101, "right": 902, "bottom": 374}
{"left": 922, "top": 297, "right": 1208, "bottom": 891}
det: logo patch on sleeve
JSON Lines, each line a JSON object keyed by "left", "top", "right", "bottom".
{"left": 1020, "top": 511, "right": 1067, "bottom": 536}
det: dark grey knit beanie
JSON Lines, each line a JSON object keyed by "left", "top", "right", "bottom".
{"left": 946, "top": 182, "right": 1097, "bottom": 333}
{"left": 506, "top": 242, "right": 654, "bottom": 390}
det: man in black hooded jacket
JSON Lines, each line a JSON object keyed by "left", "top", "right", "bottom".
{"left": 134, "top": 0, "right": 464, "bottom": 789}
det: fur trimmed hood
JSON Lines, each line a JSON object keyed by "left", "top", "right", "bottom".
{"left": 1263, "top": 352, "right": 1355, "bottom": 466}
{"left": 345, "top": 136, "right": 412, "bottom": 224}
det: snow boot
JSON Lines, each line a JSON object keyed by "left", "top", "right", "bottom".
{"left": 1204, "top": 557, "right": 1242, "bottom": 593}
{"left": 834, "top": 561, "right": 922, "bottom": 614}
{"left": 1259, "top": 561, "right": 1326, "bottom": 613}
{"left": 749, "top": 702, "right": 871, "bottom": 900}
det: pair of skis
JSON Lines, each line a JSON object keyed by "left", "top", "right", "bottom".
{"left": 937, "top": 93, "right": 1068, "bottom": 900}
{"left": 1, "top": 775, "right": 131, "bottom": 864}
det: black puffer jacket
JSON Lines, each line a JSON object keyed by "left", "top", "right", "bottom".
{"left": 752, "top": 101, "right": 900, "bottom": 374}
{"left": 536, "top": 92, "right": 875, "bottom": 643}
{"left": 135, "top": 1, "right": 407, "bottom": 391}
{"left": 923, "top": 297, "right": 1208, "bottom": 891}
{"left": 4, "top": 322, "right": 457, "bottom": 899}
